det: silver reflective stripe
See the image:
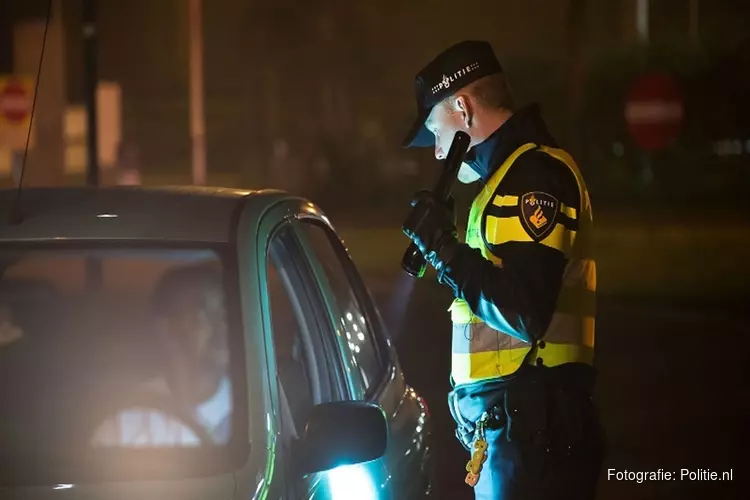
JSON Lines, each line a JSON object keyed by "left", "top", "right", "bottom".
{"left": 545, "top": 312, "right": 595, "bottom": 347}
{"left": 452, "top": 313, "right": 593, "bottom": 354}
{"left": 452, "top": 321, "right": 530, "bottom": 354}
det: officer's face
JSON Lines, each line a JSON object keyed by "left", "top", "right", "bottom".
{"left": 425, "top": 100, "right": 466, "bottom": 161}
{"left": 426, "top": 98, "right": 481, "bottom": 184}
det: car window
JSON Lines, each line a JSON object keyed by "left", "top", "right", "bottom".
{"left": 265, "top": 224, "right": 344, "bottom": 439}
{"left": 266, "top": 259, "right": 315, "bottom": 434}
{"left": 296, "top": 220, "right": 386, "bottom": 397}
{"left": 0, "top": 245, "right": 244, "bottom": 483}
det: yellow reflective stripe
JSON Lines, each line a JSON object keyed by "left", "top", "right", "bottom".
{"left": 452, "top": 297, "right": 596, "bottom": 343}
{"left": 452, "top": 342, "right": 595, "bottom": 385}
{"left": 485, "top": 216, "right": 575, "bottom": 256}
{"left": 490, "top": 196, "right": 575, "bottom": 222}
{"left": 469, "top": 145, "right": 537, "bottom": 233}
{"left": 541, "top": 224, "right": 575, "bottom": 255}
{"left": 560, "top": 202, "right": 577, "bottom": 220}
{"left": 465, "top": 142, "right": 537, "bottom": 254}
{"left": 545, "top": 313, "right": 595, "bottom": 348}
{"left": 484, "top": 252, "right": 503, "bottom": 267}
{"left": 452, "top": 348, "right": 531, "bottom": 384}
{"left": 449, "top": 299, "right": 482, "bottom": 324}
{"left": 451, "top": 322, "right": 595, "bottom": 385}
{"left": 534, "top": 343, "right": 594, "bottom": 367}
{"left": 492, "top": 195, "right": 519, "bottom": 208}
{"left": 481, "top": 143, "right": 538, "bottom": 197}
{"left": 451, "top": 313, "right": 595, "bottom": 353}
{"left": 538, "top": 145, "right": 590, "bottom": 218}
{"left": 485, "top": 215, "right": 529, "bottom": 244}
{"left": 539, "top": 146, "right": 584, "bottom": 182}
{"left": 452, "top": 322, "right": 529, "bottom": 354}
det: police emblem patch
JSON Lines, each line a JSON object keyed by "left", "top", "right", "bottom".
{"left": 520, "top": 192, "right": 558, "bottom": 240}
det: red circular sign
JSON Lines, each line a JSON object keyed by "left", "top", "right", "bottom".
{"left": 624, "top": 73, "right": 684, "bottom": 151}
{"left": 0, "top": 80, "right": 32, "bottom": 124}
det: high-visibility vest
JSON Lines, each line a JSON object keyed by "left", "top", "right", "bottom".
{"left": 449, "top": 142, "right": 596, "bottom": 387}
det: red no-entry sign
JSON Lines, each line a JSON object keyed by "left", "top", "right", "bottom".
{"left": 624, "top": 73, "right": 684, "bottom": 151}
{"left": 0, "top": 79, "right": 32, "bottom": 125}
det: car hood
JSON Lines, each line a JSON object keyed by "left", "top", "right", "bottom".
{"left": 0, "top": 474, "right": 236, "bottom": 500}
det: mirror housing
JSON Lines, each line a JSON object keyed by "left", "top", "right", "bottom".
{"left": 294, "top": 401, "right": 388, "bottom": 475}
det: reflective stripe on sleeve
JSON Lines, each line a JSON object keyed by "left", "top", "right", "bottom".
{"left": 485, "top": 215, "right": 576, "bottom": 256}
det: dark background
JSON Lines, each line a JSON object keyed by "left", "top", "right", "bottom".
{"left": 3, "top": 0, "right": 750, "bottom": 211}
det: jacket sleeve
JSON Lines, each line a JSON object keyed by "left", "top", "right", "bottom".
{"left": 441, "top": 150, "right": 581, "bottom": 343}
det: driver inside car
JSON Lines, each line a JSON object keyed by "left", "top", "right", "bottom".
{"left": 91, "top": 263, "right": 232, "bottom": 447}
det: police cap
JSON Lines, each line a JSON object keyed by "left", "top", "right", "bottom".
{"left": 402, "top": 40, "right": 503, "bottom": 149}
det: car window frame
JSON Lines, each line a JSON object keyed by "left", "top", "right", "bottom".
{"left": 262, "top": 220, "right": 349, "bottom": 407}
{"left": 290, "top": 215, "right": 393, "bottom": 401}
{"left": 261, "top": 217, "right": 355, "bottom": 498}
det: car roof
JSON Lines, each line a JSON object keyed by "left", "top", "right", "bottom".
{"left": 0, "top": 186, "right": 289, "bottom": 243}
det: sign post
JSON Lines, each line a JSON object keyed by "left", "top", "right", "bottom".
{"left": 625, "top": 73, "right": 684, "bottom": 151}
{"left": 0, "top": 76, "right": 35, "bottom": 148}
{"left": 0, "top": 76, "right": 35, "bottom": 182}
{"left": 624, "top": 73, "right": 684, "bottom": 193}
{"left": 0, "top": 80, "right": 32, "bottom": 125}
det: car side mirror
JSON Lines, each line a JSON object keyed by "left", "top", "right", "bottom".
{"left": 294, "top": 401, "right": 388, "bottom": 475}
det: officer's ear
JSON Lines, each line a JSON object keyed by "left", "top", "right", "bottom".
{"left": 453, "top": 94, "right": 473, "bottom": 129}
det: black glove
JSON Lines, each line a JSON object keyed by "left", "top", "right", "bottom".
{"left": 402, "top": 190, "right": 460, "bottom": 276}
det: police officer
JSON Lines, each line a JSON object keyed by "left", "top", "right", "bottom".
{"left": 401, "top": 40, "right": 605, "bottom": 499}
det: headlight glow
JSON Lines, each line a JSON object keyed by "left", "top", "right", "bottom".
{"left": 326, "top": 463, "right": 377, "bottom": 500}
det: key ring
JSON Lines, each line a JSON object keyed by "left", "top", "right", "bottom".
{"left": 464, "top": 412, "right": 490, "bottom": 487}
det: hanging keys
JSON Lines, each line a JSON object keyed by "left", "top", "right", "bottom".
{"left": 465, "top": 438, "right": 488, "bottom": 474}
{"left": 464, "top": 413, "right": 489, "bottom": 487}
{"left": 465, "top": 470, "right": 480, "bottom": 487}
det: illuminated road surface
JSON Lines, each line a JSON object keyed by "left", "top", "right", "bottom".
{"left": 366, "top": 274, "right": 746, "bottom": 500}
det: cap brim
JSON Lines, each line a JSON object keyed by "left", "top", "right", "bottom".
{"left": 401, "top": 110, "right": 435, "bottom": 148}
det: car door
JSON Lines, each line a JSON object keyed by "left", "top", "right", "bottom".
{"left": 291, "top": 215, "right": 433, "bottom": 499}
{"left": 260, "top": 213, "right": 356, "bottom": 499}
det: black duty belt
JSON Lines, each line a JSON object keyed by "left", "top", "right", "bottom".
{"left": 449, "top": 363, "right": 597, "bottom": 451}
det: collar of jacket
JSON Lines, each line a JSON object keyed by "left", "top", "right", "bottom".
{"left": 464, "top": 103, "right": 558, "bottom": 183}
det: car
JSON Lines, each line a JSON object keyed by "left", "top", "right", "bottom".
{"left": 0, "top": 186, "right": 434, "bottom": 499}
